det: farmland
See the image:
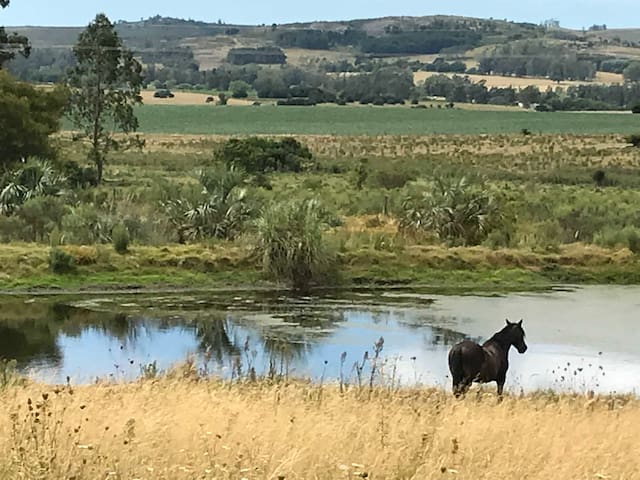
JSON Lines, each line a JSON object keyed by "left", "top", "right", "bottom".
{"left": 126, "top": 105, "right": 639, "bottom": 136}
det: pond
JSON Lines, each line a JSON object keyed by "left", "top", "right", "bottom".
{"left": 1, "top": 285, "right": 639, "bottom": 395}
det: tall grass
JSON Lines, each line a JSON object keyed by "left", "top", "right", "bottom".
{"left": 256, "top": 198, "right": 338, "bottom": 290}
{"left": 0, "top": 377, "right": 637, "bottom": 479}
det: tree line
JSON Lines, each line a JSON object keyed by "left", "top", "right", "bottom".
{"left": 423, "top": 74, "right": 640, "bottom": 110}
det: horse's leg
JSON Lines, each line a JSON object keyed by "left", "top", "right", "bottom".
{"left": 452, "top": 376, "right": 464, "bottom": 397}
{"left": 496, "top": 373, "right": 506, "bottom": 400}
{"left": 462, "top": 379, "right": 473, "bottom": 395}
{"left": 452, "top": 378, "right": 471, "bottom": 398}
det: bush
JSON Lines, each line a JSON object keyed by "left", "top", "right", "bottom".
{"left": 594, "top": 226, "right": 640, "bottom": 254}
{"left": 16, "top": 196, "right": 67, "bottom": 242}
{"left": 48, "top": 248, "right": 76, "bottom": 274}
{"left": 369, "top": 169, "right": 416, "bottom": 189}
{"left": 0, "top": 159, "right": 67, "bottom": 215}
{"left": 632, "top": 104, "right": 640, "bottom": 114}
{"left": 112, "top": 224, "right": 130, "bottom": 254}
{"left": 276, "top": 98, "right": 316, "bottom": 106}
{"left": 0, "top": 216, "right": 28, "bottom": 242}
{"left": 592, "top": 169, "right": 606, "bottom": 187}
{"left": 217, "top": 137, "right": 313, "bottom": 174}
{"left": 162, "top": 164, "right": 253, "bottom": 242}
{"left": 61, "top": 161, "right": 99, "bottom": 188}
{"left": 626, "top": 134, "right": 640, "bottom": 148}
{"left": 217, "top": 93, "right": 228, "bottom": 106}
{"left": 256, "top": 199, "right": 338, "bottom": 291}
{"left": 399, "top": 176, "right": 502, "bottom": 246}
{"left": 61, "top": 204, "right": 112, "bottom": 244}
{"left": 352, "top": 159, "right": 369, "bottom": 190}
{"left": 153, "top": 89, "right": 174, "bottom": 98}
{"left": 229, "top": 80, "right": 250, "bottom": 99}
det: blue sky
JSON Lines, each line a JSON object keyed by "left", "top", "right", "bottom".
{"left": 1, "top": 0, "right": 638, "bottom": 28}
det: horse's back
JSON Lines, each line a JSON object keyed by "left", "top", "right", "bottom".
{"left": 448, "top": 340, "right": 485, "bottom": 378}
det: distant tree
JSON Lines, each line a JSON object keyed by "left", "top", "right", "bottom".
{"left": 229, "top": 80, "right": 250, "bottom": 98}
{"left": 0, "top": 71, "right": 67, "bottom": 169}
{"left": 549, "top": 61, "right": 565, "bottom": 83}
{"left": 0, "top": 0, "right": 31, "bottom": 67}
{"left": 218, "top": 137, "right": 312, "bottom": 174}
{"left": 66, "top": 14, "right": 144, "bottom": 183}
{"left": 627, "top": 134, "right": 640, "bottom": 148}
{"left": 254, "top": 69, "right": 288, "bottom": 98}
{"left": 592, "top": 169, "right": 606, "bottom": 187}
{"left": 226, "top": 47, "right": 286, "bottom": 65}
{"left": 623, "top": 62, "right": 640, "bottom": 83}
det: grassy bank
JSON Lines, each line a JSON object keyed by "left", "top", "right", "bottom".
{"left": 127, "top": 105, "right": 640, "bottom": 135}
{"left": 5, "top": 133, "right": 640, "bottom": 293}
{"left": 1, "top": 241, "right": 639, "bottom": 293}
{"left": 0, "top": 376, "right": 637, "bottom": 479}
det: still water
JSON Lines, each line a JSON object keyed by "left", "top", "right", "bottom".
{"left": 1, "top": 286, "right": 639, "bottom": 395}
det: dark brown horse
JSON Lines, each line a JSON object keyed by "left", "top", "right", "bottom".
{"left": 448, "top": 319, "right": 527, "bottom": 397}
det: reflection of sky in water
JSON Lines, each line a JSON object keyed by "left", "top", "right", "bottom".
{"left": 20, "top": 297, "right": 640, "bottom": 396}
{"left": 29, "top": 325, "right": 200, "bottom": 383}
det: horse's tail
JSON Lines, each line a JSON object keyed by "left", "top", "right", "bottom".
{"left": 448, "top": 344, "right": 464, "bottom": 381}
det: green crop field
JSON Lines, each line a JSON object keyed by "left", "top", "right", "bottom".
{"left": 124, "top": 105, "right": 640, "bottom": 136}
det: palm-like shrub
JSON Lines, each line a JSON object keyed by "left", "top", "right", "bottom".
{"left": 163, "top": 164, "right": 253, "bottom": 241}
{"left": 61, "top": 204, "right": 113, "bottom": 244}
{"left": 0, "top": 159, "right": 66, "bottom": 214}
{"left": 256, "top": 199, "right": 337, "bottom": 291}
{"left": 399, "top": 176, "right": 502, "bottom": 246}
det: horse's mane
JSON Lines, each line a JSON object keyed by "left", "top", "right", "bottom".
{"left": 486, "top": 325, "right": 517, "bottom": 348}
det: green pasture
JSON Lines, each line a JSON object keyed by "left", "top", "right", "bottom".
{"left": 121, "top": 105, "right": 640, "bottom": 136}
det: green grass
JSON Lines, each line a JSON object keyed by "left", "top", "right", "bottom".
{"left": 120, "top": 105, "right": 640, "bottom": 136}
{"left": 1, "top": 242, "right": 639, "bottom": 294}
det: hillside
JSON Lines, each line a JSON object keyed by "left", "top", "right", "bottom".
{"left": 10, "top": 15, "right": 640, "bottom": 66}
{"left": 5, "top": 14, "right": 638, "bottom": 96}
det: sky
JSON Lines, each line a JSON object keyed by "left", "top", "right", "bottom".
{"left": 1, "top": 0, "right": 639, "bottom": 29}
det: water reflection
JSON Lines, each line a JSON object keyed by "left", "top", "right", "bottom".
{"left": 0, "top": 287, "right": 638, "bottom": 395}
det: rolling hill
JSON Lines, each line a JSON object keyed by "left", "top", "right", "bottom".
{"left": 5, "top": 14, "right": 638, "bottom": 93}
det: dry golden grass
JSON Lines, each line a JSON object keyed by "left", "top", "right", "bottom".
{"left": 140, "top": 90, "right": 270, "bottom": 106}
{"left": 413, "top": 71, "right": 624, "bottom": 90}
{"left": 135, "top": 133, "right": 638, "bottom": 170}
{"left": 0, "top": 376, "right": 637, "bottom": 480}
{"left": 594, "top": 71, "right": 626, "bottom": 83}
{"left": 141, "top": 90, "right": 212, "bottom": 106}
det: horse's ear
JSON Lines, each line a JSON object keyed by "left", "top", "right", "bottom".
{"left": 518, "top": 319, "right": 523, "bottom": 327}
{"left": 505, "top": 319, "right": 512, "bottom": 326}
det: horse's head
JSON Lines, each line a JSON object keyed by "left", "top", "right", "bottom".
{"left": 505, "top": 319, "right": 528, "bottom": 354}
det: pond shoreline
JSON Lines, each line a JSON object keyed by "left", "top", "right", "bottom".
{"left": 0, "top": 281, "right": 567, "bottom": 297}
{"left": 1, "top": 242, "right": 639, "bottom": 295}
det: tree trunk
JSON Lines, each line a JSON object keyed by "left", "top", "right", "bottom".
{"left": 96, "top": 157, "right": 103, "bottom": 184}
